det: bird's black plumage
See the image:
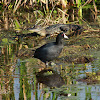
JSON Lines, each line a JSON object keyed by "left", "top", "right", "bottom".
{"left": 34, "top": 33, "right": 68, "bottom": 64}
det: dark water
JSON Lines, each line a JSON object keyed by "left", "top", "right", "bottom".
{"left": 0, "top": 30, "right": 100, "bottom": 100}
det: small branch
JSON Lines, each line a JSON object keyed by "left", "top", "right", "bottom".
{"left": 13, "top": 0, "right": 22, "bottom": 13}
{"left": 83, "top": 36, "right": 100, "bottom": 38}
{"left": 84, "top": 29, "right": 100, "bottom": 32}
{"left": 79, "top": 0, "right": 93, "bottom": 9}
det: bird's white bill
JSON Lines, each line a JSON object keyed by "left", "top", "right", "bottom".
{"left": 64, "top": 34, "right": 69, "bottom": 39}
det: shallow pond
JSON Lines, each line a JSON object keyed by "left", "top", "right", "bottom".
{"left": 0, "top": 27, "right": 100, "bottom": 100}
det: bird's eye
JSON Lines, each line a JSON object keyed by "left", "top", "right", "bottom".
{"left": 62, "top": 33, "right": 64, "bottom": 36}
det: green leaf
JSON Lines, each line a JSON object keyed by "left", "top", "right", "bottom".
{"left": 14, "top": 19, "right": 21, "bottom": 29}
{"left": 53, "top": 10, "right": 57, "bottom": 14}
{"left": 2, "top": 38, "right": 8, "bottom": 43}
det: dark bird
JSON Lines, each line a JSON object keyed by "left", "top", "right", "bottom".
{"left": 29, "top": 24, "right": 83, "bottom": 37}
{"left": 36, "top": 69, "right": 65, "bottom": 87}
{"left": 34, "top": 32, "right": 68, "bottom": 66}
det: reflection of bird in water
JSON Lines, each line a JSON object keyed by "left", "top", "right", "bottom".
{"left": 28, "top": 24, "right": 83, "bottom": 37}
{"left": 36, "top": 69, "right": 65, "bottom": 88}
{"left": 34, "top": 32, "right": 68, "bottom": 66}
{"left": 36, "top": 69, "right": 72, "bottom": 97}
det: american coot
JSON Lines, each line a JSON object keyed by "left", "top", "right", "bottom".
{"left": 29, "top": 24, "right": 83, "bottom": 37}
{"left": 34, "top": 32, "right": 68, "bottom": 66}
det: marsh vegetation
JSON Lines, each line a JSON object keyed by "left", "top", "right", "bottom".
{"left": 0, "top": 0, "right": 100, "bottom": 100}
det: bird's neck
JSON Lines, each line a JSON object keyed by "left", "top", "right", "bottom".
{"left": 56, "top": 39, "right": 63, "bottom": 45}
